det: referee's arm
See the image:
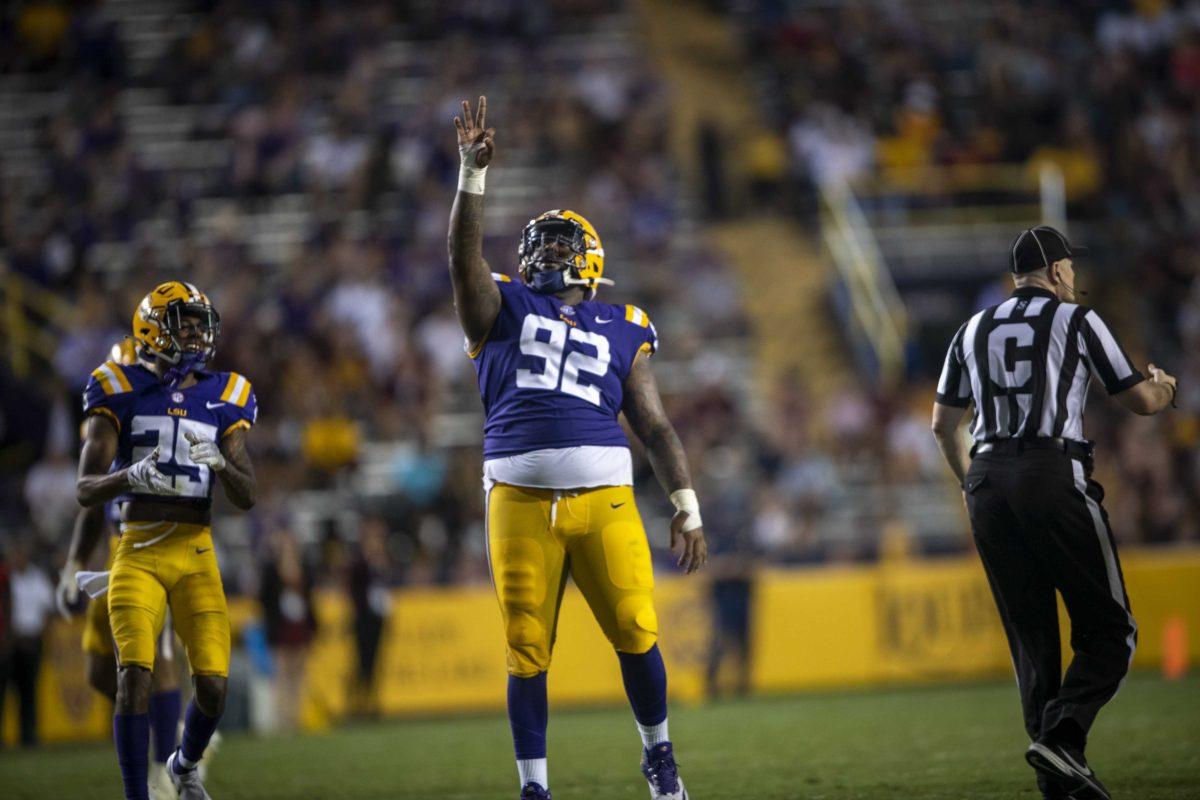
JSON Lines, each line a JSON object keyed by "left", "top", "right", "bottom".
{"left": 1114, "top": 366, "right": 1177, "bottom": 414}
{"left": 932, "top": 402, "right": 971, "bottom": 488}
{"left": 932, "top": 323, "right": 973, "bottom": 488}
{"left": 1081, "top": 309, "right": 1178, "bottom": 414}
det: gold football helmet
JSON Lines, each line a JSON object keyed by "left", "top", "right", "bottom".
{"left": 518, "top": 210, "right": 613, "bottom": 297}
{"left": 132, "top": 281, "right": 220, "bottom": 365}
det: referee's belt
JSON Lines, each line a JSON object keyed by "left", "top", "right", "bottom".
{"left": 971, "top": 437, "right": 1093, "bottom": 459}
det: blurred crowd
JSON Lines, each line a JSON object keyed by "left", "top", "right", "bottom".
{"left": 1, "top": 0, "right": 1197, "bottom": 639}
{"left": 732, "top": 0, "right": 1200, "bottom": 546}
{"left": 0, "top": 0, "right": 757, "bottom": 605}
{"left": 0, "top": 0, "right": 1196, "bottom": 737}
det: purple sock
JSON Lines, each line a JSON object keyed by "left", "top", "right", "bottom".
{"left": 178, "top": 699, "right": 221, "bottom": 768}
{"left": 149, "top": 689, "right": 182, "bottom": 764}
{"left": 507, "top": 672, "right": 548, "bottom": 759}
{"left": 617, "top": 644, "right": 668, "bottom": 726}
{"left": 114, "top": 713, "right": 150, "bottom": 800}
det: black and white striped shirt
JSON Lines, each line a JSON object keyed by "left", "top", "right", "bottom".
{"left": 936, "top": 287, "right": 1144, "bottom": 442}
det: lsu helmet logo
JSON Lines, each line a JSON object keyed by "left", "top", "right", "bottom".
{"left": 518, "top": 210, "right": 613, "bottom": 297}
{"left": 132, "top": 281, "right": 221, "bottom": 365}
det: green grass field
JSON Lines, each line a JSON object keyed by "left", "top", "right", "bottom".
{"left": 2, "top": 673, "right": 1196, "bottom": 799}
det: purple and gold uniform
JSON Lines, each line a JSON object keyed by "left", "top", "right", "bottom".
{"left": 83, "top": 361, "right": 257, "bottom": 676}
{"left": 81, "top": 525, "right": 176, "bottom": 663}
{"left": 471, "top": 273, "right": 657, "bottom": 458}
{"left": 469, "top": 273, "right": 662, "bottom": 677}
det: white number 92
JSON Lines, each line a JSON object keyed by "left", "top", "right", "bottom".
{"left": 515, "top": 314, "right": 611, "bottom": 405}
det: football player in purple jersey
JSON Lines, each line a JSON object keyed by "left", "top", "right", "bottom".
{"left": 449, "top": 96, "right": 707, "bottom": 800}
{"left": 57, "top": 341, "right": 187, "bottom": 799}
{"left": 76, "top": 282, "right": 257, "bottom": 800}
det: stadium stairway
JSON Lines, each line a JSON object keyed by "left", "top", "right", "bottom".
{"left": 634, "top": 0, "right": 851, "bottom": 399}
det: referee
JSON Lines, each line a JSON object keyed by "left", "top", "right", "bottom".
{"left": 930, "top": 226, "right": 1177, "bottom": 800}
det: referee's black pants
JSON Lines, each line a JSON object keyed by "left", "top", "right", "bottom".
{"left": 964, "top": 446, "right": 1137, "bottom": 749}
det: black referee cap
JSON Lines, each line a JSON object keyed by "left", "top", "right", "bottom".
{"left": 1010, "top": 226, "right": 1082, "bottom": 274}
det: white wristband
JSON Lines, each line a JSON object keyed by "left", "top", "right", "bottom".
{"left": 458, "top": 163, "right": 487, "bottom": 194}
{"left": 458, "top": 143, "right": 488, "bottom": 194}
{"left": 669, "top": 489, "right": 703, "bottom": 532}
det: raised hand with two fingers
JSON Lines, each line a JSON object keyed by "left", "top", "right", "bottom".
{"left": 454, "top": 95, "right": 495, "bottom": 170}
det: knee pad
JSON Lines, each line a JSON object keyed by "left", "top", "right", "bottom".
{"left": 504, "top": 610, "right": 550, "bottom": 676}
{"left": 613, "top": 595, "right": 658, "bottom": 654}
{"left": 505, "top": 611, "right": 544, "bottom": 647}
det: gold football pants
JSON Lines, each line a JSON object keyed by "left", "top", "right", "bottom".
{"left": 486, "top": 483, "right": 658, "bottom": 677}
{"left": 109, "top": 522, "right": 230, "bottom": 676}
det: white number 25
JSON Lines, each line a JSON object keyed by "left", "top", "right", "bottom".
{"left": 515, "top": 314, "right": 611, "bottom": 405}
{"left": 130, "top": 416, "right": 219, "bottom": 497}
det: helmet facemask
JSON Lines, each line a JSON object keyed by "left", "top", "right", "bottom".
{"left": 152, "top": 301, "right": 220, "bottom": 386}
{"left": 518, "top": 214, "right": 614, "bottom": 298}
{"left": 165, "top": 301, "right": 220, "bottom": 362}
{"left": 519, "top": 219, "right": 586, "bottom": 295}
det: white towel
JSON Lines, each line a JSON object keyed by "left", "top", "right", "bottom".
{"left": 75, "top": 570, "right": 110, "bottom": 599}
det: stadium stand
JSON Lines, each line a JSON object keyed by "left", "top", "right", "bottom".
{"left": 1, "top": 0, "right": 1197, "bottom": 607}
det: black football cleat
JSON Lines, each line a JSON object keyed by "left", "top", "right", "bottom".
{"left": 1026, "top": 741, "right": 1110, "bottom": 800}
{"left": 520, "top": 781, "right": 551, "bottom": 800}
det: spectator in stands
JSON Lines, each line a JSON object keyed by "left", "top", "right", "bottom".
{"left": 0, "top": 0, "right": 1196, "bottom": 599}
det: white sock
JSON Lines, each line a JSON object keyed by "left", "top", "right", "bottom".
{"left": 517, "top": 758, "right": 547, "bottom": 789}
{"left": 176, "top": 752, "right": 199, "bottom": 770}
{"left": 637, "top": 718, "right": 670, "bottom": 749}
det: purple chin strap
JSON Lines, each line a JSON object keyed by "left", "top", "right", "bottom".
{"left": 162, "top": 351, "right": 207, "bottom": 388}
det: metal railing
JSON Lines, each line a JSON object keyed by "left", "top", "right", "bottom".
{"left": 819, "top": 180, "right": 908, "bottom": 388}
{"left": 0, "top": 263, "right": 75, "bottom": 378}
{"left": 818, "top": 161, "right": 1067, "bottom": 384}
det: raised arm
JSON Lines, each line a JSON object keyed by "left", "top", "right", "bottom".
{"left": 621, "top": 356, "right": 707, "bottom": 573}
{"left": 448, "top": 95, "right": 501, "bottom": 350}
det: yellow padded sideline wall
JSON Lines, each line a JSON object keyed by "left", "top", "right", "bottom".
{"left": 7, "top": 548, "right": 1199, "bottom": 743}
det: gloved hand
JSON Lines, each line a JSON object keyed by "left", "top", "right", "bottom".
{"left": 185, "top": 431, "right": 226, "bottom": 472}
{"left": 126, "top": 447, "right": 180, "bottom": 495}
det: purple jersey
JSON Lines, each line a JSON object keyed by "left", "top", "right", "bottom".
{"left": 470, "top": 274, "right": 658, "bottom": 459}
{"left": 82, "top": 361, "right": 257, "bottom": 513}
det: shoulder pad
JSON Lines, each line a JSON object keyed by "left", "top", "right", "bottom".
{"left": 623, "top": 304, "right": 652, "bottom": 328}
{"left": 89, "top": 361, "right": 134, "bottom": 396}
{"left": 218, "top": 372, "right": 254, "bottom": 407}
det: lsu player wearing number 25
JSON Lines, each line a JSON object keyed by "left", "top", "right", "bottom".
{"left": 450, "top": 95, "right": 707, "bottom": 800}
{"left": 76, "top": 281, "right": 257, "bottom": 800}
